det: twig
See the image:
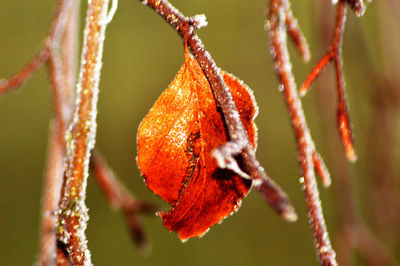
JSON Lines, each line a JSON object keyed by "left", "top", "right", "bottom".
{"left": 139, "top": 0, "right": 297, "bottom": 222}
{"left": 38, "top": 0, "right": 79, "bottom": 264}
{"left": 0, "top": 0, "right": 74, "bottom": 95}
{"left": 300, "top": 0, "right": 356, "bottom": 162}
{"left": 283, "top": 1, "right": 310, "bottom": 62}
{"left": 56, "top": 0, "right": 111, "bottom": 264}
{"left": 40, "top": 122, "right": 68, "bottom": 265}
{"left": 267, "top": 0, "right": 337, "bottom": 265}
{"left": 90, "top": 152, "right": 157, "bottom": 250}
{"left": 314, "top": 3, "right": 397, "bottom": 264}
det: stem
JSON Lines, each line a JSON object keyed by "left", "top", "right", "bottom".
{"left": 300, "top": 1, "right": 356, "bottom": 162}
{"left": 140, "top": 0, "right": 297, "bottom": 222}
{"left": 0, "top": 0, "right": 74, "bottom": 95}
{"left": 267, "top": 0, "right": 337, "bottom": 265}
{"left": 39, "top": 122, "right": 67, "bottom": 265}
{"left": 56, "top": 0, "right": 111, "bottom": 264}
{"left": 38, "top": 0, "right": 79, "bottom": 264}
{"left": 90, "top": 152, "right": 157, "bottom": 249}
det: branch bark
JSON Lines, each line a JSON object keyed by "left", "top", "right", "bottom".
{"left": 300, "top": 0, "right": 356, "bottom": 162}
{"left": 267, "top": 0, "right": 337, "bottom": 265}
{"left": 38, "top": 0, "right": 80, "bottom": 264}
{"left": 56, "top": 0, "right": 111, "bottom": 264}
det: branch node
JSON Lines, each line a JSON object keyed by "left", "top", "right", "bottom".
{"left": 212, "top": 142, "right": 250, "bottom": 179}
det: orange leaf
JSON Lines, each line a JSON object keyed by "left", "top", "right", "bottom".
{"left": 137, "top": 48, "right": 257, "bottom": 241}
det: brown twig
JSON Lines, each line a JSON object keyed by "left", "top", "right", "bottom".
{"left": 40, "top": 122, "right": 69, "bottom": 265}
{"left": 139, "top": 0, "right": 297, "bottom": 222}
{"left": 267, "top": 0, "right": 337, "bottom": 265}
{"left": 56, "top": 0, "right": 111, "bottom": 264}
{"left": 312, "top": 2, "right": 397, "bottom": 263}
{"left": 283, "top": 0, "right": 310, "bottom": 62}
{"left": 90, "top": 152, "right": 157, "bottom": 250}
{"left": 300, "top": 0, "right": 356, "bottom": 162}
{"left": 0, "top": 0, "right": 74, "bottom": 95}
{"left": 38, "top": 1, "right": 79, "bottom": 264}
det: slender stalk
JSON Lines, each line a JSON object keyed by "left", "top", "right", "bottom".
{"left": 267, "top": 0, "right": 337, "bottom": 265}
{"left": 300, "top": 1, "right": 355, "bottom": 162}
{"left": 139, "top": 0, "right": 297, "bottom": 222}
{"left": 39, "top": 122, "right": 68, "bottom": 265}
{"left": 90, "top": 152, "right": 156, "bottom": 249}
{"left": 0, "top": 0, "right": 74, "bottom": 95}
{"left": 56, "top": 0, "right": 111, "bottom": 264}
{"left": 38, "top": 0, "right": 79, "bottom": 264}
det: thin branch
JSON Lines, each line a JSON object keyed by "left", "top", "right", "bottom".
{"left": 38, "top": 0, "right": 79, "bottom": 264}
{"left": 56, "top": 0, "right": 111, "bottom": 264}
{"left": 139, "top": 0, "right": 297, "bottom": 222}
{"left": 313, "top": 3, "right": 397, "bottom": 263}
{"left": 0, "top": 0, "right": 74, "bottom": 95}
{"left": 300, "top": 0, "right": 356, "bottom": 162}
{"left": 283, "top": 0, "right": 310, "bottom": 62}
{"left": 39, "top": 122, "right": 68, "bottom": 265}
{"left": 0, "top": 50, "right": 48, "bottom": 94}
{"left": 267, "top": 0, "right": 337, "bottom": 265}
{"left": 90, "top": 152, "right": 157, "bottom": 250}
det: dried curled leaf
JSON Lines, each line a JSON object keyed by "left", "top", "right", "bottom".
{"left": 137, "top": 48, "right": 257, "bottom": 241}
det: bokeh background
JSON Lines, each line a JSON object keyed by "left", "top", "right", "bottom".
{"left": 0, "top": 0, "right": 399, "bottom": 265}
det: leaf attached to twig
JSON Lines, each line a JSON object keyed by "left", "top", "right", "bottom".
{"left": 137, "top": 46, "right": 257, "bottom": 241}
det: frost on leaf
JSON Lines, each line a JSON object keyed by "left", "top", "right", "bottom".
{"left": 137, "top": 47, "right": 257, "bottom": 241}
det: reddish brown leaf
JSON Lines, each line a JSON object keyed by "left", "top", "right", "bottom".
{"left": 137, "top": 47, "right": 257, "bottom": 241}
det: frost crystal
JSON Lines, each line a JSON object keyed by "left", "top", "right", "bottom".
{"left": 192, "top": 14, "right": 208, "bottom": 29}
{"left": 105, "top": 0, "right": 118, "bottom": 24}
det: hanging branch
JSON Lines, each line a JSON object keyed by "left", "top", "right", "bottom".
{"left": 300, "top": 0, "right": 356, "bottom": 162}
{"left": 90, "top": 152, "right": 157, "bottom": 250}
{"left": 267, "top": 0, "right": 336, "bottom": 265}
{"left": 56, "top": 0, "right": 111, "bottom": 264}
{"left": 139, "top": 0, "right": 297, "bottom": 222}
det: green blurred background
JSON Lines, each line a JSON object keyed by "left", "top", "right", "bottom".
{"left": 0, "top": 0, "right": 399, "bottom": 265}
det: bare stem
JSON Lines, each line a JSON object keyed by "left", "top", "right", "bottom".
{"left": 0, "top": 0, "right": 74, "bottom": 95}
{"left": 90, "top": 152, "right": 157, "bottom": 249}
{"left": 267, "top": 0, "right": 337, "bottom": 265}
{"left": 38, "top": 0, "right": 79, "bottom": 264}
{"left": 56, "top": 0, "right": 111, "bottom": 264}
{"left": 40, "top": 122, "right": 68, "bottom": 265}
{"left": 300, "top": 1, "right": 356, "bottom": 162}
{"left": 139, "top": 0, "right": 297, "bottom": 222}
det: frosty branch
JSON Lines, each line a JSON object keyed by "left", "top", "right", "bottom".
{"left": 300, "top": 0, "right": 356, "bottom": 162}
{"left": 38, "top": 0, "right": 79, "bottom": 264}
{"left": 266, "top": 0, "right": 336, "bottom": 265}
{"left": 0, "top": 0, "right": 155, "bottom": 263}
{"left": 55, "top": 0, "right": 111, "bottom": 264}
